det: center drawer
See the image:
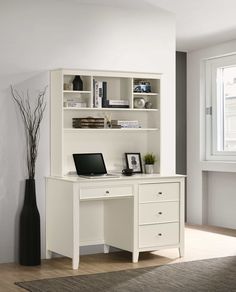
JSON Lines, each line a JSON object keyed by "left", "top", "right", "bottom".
{"left": 80, "top": 185, "right": 133, "bottom": 200}
{"left": 139, "top": 201, "right": 179, "bottom": 224}
{"left": 139, "top": 183, "right": 179, "bottom": 203}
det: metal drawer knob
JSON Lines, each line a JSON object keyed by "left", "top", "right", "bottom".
{"left": 157, "top": 233, "right": 162, "bottom": 237}
{"left": 158, "top": 212, "right": 162, "bottom": 215}
{"left": 105, "top": 190, "right": 109, "bottom": 194}
{"left": 158, "top": 192, "right": 163, "bottom": 195}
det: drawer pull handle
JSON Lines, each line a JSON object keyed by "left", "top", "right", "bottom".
{"left": 158, "top": 192, "right": 163, "bottom": 195}
{"left": 158, "top": 212, "right": 162, "bottom": 215}
{"left": 105, "top": 190, "right": 109, "bottom": 194}
{"left": 157, "top": 233, "right": 162, "bottom": 237}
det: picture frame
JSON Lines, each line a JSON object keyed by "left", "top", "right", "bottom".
{"left": 125, "top": 153, "right": 143, "bottom": 173}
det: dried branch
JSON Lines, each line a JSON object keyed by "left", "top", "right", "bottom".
{"left": 11, "top": 85, "right": 47, "bottom": 179}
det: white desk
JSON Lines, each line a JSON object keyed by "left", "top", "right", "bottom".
{"left": 46, "top": 174, "right": 185, "bottom": 269}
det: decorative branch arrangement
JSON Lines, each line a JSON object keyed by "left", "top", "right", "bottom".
{"left": 11, "top": 86, "right": 47, "bottom": 179}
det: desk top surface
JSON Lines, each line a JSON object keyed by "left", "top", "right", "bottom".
{"left": 47, "top": 173, "right": 186, "bottom": 183}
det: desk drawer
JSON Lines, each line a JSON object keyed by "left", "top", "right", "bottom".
{"left": 80, "top": 185, "right": 132, "bottom": 200}
{"left": 139, "top": 202, "right": 179, "bottom": 224}
{"left": 139, "top": 183, "right": 179, "bottom": 203}
{"left": 139, "top": 222, "right": 179, "bottom": 248}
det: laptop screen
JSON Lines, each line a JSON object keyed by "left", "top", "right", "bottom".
{"left": 73, "top": 153, "right": 107, "bottom": 176}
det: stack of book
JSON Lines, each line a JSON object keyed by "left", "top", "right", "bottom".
{"left": 93, "top": 80, "right": 107, "bottom": 108}
{"left": 105, "top": 99, "right": 129, "bottom": 108}
{"left": 65, "top": 100, "right": 87, "bottom": 108}
{"left": 111, "top": 120, "right": 140, "bottom": 128}
{"left": 93, "top": 79, "right": 129, "bottom": 108}
{"left": 73, "top": 117, "right": 105, "bottom": 128}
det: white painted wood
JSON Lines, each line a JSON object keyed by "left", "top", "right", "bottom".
{"left": 64, "top": 128, "right": 159, "bottom": 132}
{"left": 46, "top": 178, "right": 74, "bottom": 258}
{"left": 72, "top": 183, "right": 80, "bottom": 269}
{"left": 63, "top": 90, "right": 91, "bottom": 94}
{"left": 51, "top": 69, "right": 161, "bottom": 177}
{"left": 104, "top": 198, "right": 133, "bottom": 252}
{"left": 139, "top": 222, "right": 179, "bottom": 248}
{"left": 179, "top": 177, "right": 185, "bottom": 257}
{"left": 132, "top": 251, "right": 139, "bottom": 263}
{"left": 179, "top": 247, "right": 184, "bottom": 257}
{"left": 80, "top": 185, "right": 133, "bottom": 200}
{"left": 63, "top": 130, "right": 149, "bottom": 174}
{"left": 139, "top": 201, "right": 179, "bottom": 225}
{"left": 79, "top": 201, "right": 105, "bottom": 246}
{"left": 61, "top": 69, "right": 162, "bottom": 80}
{"left": 72, "top": 256, "right": 80, "bottom": 270}
{"left": 49, "top": 69, "right": 182, "bottom": 268}
{"left": 46, "top": 175, "right": 184, "bottom": 269}
{"left": 138, "top": 244, "right": 181, "bottom": 253}
{"left": 132, "top": 183, "right": 139, "bottom": 262}
{"left": 139, "top": 182, "right": 180, "bottom": 203}
{"left": 103, "top": 244, "right": 110, "bottom": 254}
{"left": 64, "top": 108, "right": 159, "bottom": 112}
{"left": 133, "top": 92, "right": 159, "bottom": 96}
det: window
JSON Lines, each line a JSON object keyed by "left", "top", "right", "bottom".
{"left": 205, "top": 54, "right": 236, "bottom": 160}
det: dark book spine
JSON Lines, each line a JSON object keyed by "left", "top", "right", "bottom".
{"left": 93, "top": 79, "right": 95, "bottom": 108}
{"left": 102, "top": 81, "right": 107, "bottom": 108}
{"left": 105, "top": 104, "right": 129, "bottom": 108}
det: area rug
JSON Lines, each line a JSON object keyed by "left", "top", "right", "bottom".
{"left": 16, "top": 256, "right": 236, "bottom": 292}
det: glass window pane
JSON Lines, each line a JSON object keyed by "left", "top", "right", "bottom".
{"left": 223, "top": 66, "right": 236, "bottom": 151}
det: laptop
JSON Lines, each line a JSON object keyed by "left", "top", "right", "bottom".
{"left": 73, "top": 153, "right": 119, "bottom": 179}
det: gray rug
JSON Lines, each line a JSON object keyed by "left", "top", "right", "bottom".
{"left": 16, "top": 256, "right": 236, "bottom": 292}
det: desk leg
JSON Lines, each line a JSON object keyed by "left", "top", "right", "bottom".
{"left": 104, "top": 244, "right": 110, "bottom": 254}
{"left": 72, "top": 256, "right": 80, "bottom": 270}
{"left": 179, "top": 246, "right": 184, "bottom": 257}
{"left": 72, "top": 185, "right": 80, "bottom": 270}
{"left": 132, "top": 251, "right": 139, "bottom": 263}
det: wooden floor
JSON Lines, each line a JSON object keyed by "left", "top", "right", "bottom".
{"left": 1, "top": 224, "right": 236, "bottom": 292}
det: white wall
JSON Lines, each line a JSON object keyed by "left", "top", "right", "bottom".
{"left": 207, "top": 172, "right": 236, "bottom": 229}
{"left": 0, "top": 0, "right": 175, "bottom": 263}
{"left": 187, "top": 39, "right": 236, "bottom": 226}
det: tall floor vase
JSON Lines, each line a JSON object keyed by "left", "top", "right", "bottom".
{"left": 19, "top": 179, "right": 41, "bottom": 266}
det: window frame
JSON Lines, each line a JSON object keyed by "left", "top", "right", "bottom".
{"left": 205, "top": 54, "right": 236, "bottom": 161}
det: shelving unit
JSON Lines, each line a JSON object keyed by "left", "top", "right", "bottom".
{"left": 64, "top": 107, "right": 159, "bottom": 112}
{"left": 64, "top": 128, "right": 159, "bottom": 132}
{"left": 51, "top": 69, "right": 161, "bottom": 175}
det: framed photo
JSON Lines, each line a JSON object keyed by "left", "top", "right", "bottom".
{"left": 125, "top": 153, "right": 143, "bottom": 173}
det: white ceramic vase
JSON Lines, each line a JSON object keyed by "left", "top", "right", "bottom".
{"left": 145, "top": 164, "right": 154, "bottom": 174}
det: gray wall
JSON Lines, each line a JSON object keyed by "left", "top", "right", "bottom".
{"left": 176, "top": 52, "right": 187, "bottom": 175}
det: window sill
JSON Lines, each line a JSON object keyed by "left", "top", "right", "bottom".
{"left": 200, "top": 161, "right": 236, "bottom": 172}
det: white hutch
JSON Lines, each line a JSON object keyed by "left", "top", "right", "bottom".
{"left": 46, "top": 69, "right": 185, "bottom": 269}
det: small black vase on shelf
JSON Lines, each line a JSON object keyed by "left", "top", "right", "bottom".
{"left": 73, "top": 75, "right": 83, "bottom": 91}
{"left": 19, "top": 179, "right": 41, "bottom": 266}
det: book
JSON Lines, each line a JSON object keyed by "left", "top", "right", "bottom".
{"left": 103, "top": 99, "right": 129, "bottom": 108}
{"left": 102, "top": 82, "right": 107, "bottom": 108}
{"left": 66, "top": 101, "right": 87, "bottom": 108}
{"left": 111, "top": 120, "right": 139, "bottom": 128}
{"left": 105, "top": 104, "right": 129, "bottom": 108}
{"left": 107, "top": 100, "right": 129, "bottom": 105}
{"left": 93, "top": 80, "right": 103, "bottom": 108}
{"left": 73, "top": 117, "right": 105, "bottom": 128}
{"left": 111, "top": 125, "right": 122, "bottom": 129}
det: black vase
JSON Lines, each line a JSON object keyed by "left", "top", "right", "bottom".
{"left": 73, "top": 75, "right": 83, "bottom": 91}
{"left": 19, "top": 179, "right": 41, "bottom": 266}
